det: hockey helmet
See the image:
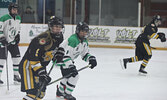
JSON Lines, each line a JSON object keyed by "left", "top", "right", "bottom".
{"left": 8, "top": 3, "right": 19, "bottom": 12}
{"left": 75, "top": 22, "right": 89, "bottom": 34}
{"left": 152, "top": 15, "right": 162, "bottom": 26}
{"left": 75, "top": 22, "right": 89, "bottom": 41}
{"left": 48, "top": 16, "right": 64, "bottom": 28}
{"left": 48, "top": 16, "right": 64, "bottom": 40}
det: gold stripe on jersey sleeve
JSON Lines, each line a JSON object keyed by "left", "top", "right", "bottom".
{"left": 150, "top": 33, "right": 159, "bottom": 39}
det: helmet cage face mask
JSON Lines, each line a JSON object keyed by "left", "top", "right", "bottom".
{"left": 76, "top": 22, "right": 89, "bottom": 40}
{"left": 48, "top": 16, "right": 64, "bottom": 34}
{"left": 76, "top": 22, "right": 89, "bottom": 34}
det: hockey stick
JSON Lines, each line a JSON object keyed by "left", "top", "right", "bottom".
{"left": 5, "top": 45, "right": 9, "bottom": 93}
{"left": 34, "top": 60, "right": 57, "bottom": 100}
{"left": 47, "top": 64, "right": 91, "bottom": 86}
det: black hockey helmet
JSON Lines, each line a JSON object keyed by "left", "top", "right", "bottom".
{"left": 48, "top": 16, "right": 64, "bottom": 40}
{"left": 152, "top": 15, "right": 162, "bottom": 26}
{"left": 75, "top": 22, "right": 89, "bottom": 34}
{"left": 48, "top": 16, "right": 64, "bottom": 28}
{"left": 8, "top": 3, "right": 19, "bottom": 12}
{"left": 152, "top": 15, "right": 162, "bottom": 21}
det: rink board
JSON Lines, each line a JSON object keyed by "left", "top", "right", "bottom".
{"left": 19, "top": 24, "right": 167, "bottom": 50}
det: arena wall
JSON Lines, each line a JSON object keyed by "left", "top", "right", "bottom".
{"left": 19, "top": 24, "right": 167, "bottom": 50}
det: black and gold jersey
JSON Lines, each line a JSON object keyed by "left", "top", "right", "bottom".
{"left": 22, "top": 30, "right": 63, "bottom": 72}
{"left": 137, "top": 22, "right": 159, "bottom": 44}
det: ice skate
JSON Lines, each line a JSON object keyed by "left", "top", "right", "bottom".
{"left": 120, "top": 59, "right": 128, "bottom": 69}
{"left": 14, "top": 75, "right": 21, "bottom": 85}
{"left": 63, "top": 93, "right": 76, "bottom": 100}
{"left": 56, "top": 85, "right": 76, "bottom": 100}
{"left": 0, "top": 79, "right": 4, "bottom": 85}
{"left": 139, "top": 67, "right": 147, "bottom": 75}
{"left": 56, "top": 86, "right": 65, "bottom": 100}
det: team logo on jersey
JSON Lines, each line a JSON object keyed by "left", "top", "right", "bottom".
{"left": 39, "top": 38, "right": 46, "bottom": 45}
{"left": 151, "top": 24, "right": 155, "bottom": 27}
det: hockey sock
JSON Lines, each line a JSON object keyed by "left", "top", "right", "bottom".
{"left": 0, "top": 59, "right": 5, "bottom": 79}
{"left": 129, "top": 56, "right": 138, "bottom": 62}
{"left": 0, "top": 65, "right": 3, "bottom": 77}
{"left": 59, "top": 82, "right": 66, "bottom": 93}
{"left": 65, "top": 81, "right": 75, "bottom": 94}
{"left": 65, "top": 75, "right": 79, "bottom": 94}
{"left": 12, "top": 57, "right": 20, "bottom": 76}
{"left": 141, "top": 59, "right": 149, "bottom": 68}
{"left": 13, "top": 64, "right": 19, "bottom": 75}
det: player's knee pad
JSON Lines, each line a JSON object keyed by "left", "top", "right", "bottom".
{"left": 137, "top": 55, "right": 143, "bottom": 61}
{"left": 0, "top": 59, "right": 6, "bottom": 65}
{"left": 144, "top": 55, "right": 152, "bottom": 60}
{"left": 12, "top": 57, "right": 21, "bottom": 65}
{"left": 67, "top": 74, "right": 79, "bottom": 85}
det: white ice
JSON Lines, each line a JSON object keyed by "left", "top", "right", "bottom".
{"left": 0, "top": 47, "right": 167, "bottom": 100}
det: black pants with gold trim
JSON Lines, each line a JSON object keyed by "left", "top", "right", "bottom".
{"left": 128, "top": 41, "right": 152, "bottom": 69}
{"left": 19, "top": 58, "right": 46, "bottom": 99}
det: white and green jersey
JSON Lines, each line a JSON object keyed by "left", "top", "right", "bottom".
{"left": 0, "top": 14, "right": 21, "bottom": 45}
{"left": 60, "top": 34, "right": 92, "bottom": 66}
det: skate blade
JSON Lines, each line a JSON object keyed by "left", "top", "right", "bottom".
{"left": 14, "top": 81, "right": 21, "bottom": 85}
{"left": 56, "top": 96, "right": 67, "bottom": 100}
{"left": 138, "top": 72, "right": 147, "bottom": 76}
{"left": 119, "top": 59, "right": 125, "bottom": 70}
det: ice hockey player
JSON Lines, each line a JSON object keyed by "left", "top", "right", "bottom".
{"left": 0, "top": 3, "right": 21, "bottom": 84}
{"left": 56, "top": 22, "right": 97, "bottom": 100}
{"left": 19, "top": 16, "right": 65, "bottom": 100}
{"left": 120, "top": 15, "right": 166, "bottom": 75}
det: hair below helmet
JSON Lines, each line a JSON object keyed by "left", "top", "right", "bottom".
{"left": 48, "top": 16, "right": 64, "bottom": 28}
{"left": 8, "top": 3, "right": 18, "bottom": 12}
{"left": 76, "top": 22, "right": 89, "bottom": 34}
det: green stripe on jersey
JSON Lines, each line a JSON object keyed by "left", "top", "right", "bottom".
{"left": 0, "top": 14, "right": 21, "bottom": 22}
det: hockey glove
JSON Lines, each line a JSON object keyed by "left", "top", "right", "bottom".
{"left": 89, "top": 56, "right": 97, "bottom": 69}
{"left": 52, "top": 47, "right": 65, "bottom": 63}
{"left": 61, "top": 64, "right": 78, "bottom": 78}
{"left": 15, "top": 34, "right": 20, "bottom": 44}
{"left": 39, "top": 74, "right": 51, "bottom": 85}
{"left": 38, "top": 69, "right": 51, "bottom": 85}
{"left": 157, "top": 32, "right": 166, "bottom": 42}
{"left": 0, "top": 37, "right": 8, "bottom": 46}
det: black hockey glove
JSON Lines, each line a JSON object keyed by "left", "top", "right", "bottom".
{"left": 89, "top": 56, "right": 97, "bottom": 69}
{"left": 157, "top": 32, "right": 166, "bottom": 42}
{"left": 0, "top": 36, "right": 8, "bottom": 46}
{"left": 61, "top": 64, "right": 78, "bottom": 78}
{"left": 15, "top": 34, "right": 20, "bottom": 44}
{"left": 52, "top": 47, "right": 65, "bottom": 63}
{"left": 38, "top": 69, "right": 51, "bottom": 85}
{"left": 39, "top": 74, "right": 51, "bottom": 85}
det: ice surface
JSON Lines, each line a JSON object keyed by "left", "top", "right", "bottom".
{"left": 0, "top": 47, "right": 167, "bottom": 100}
